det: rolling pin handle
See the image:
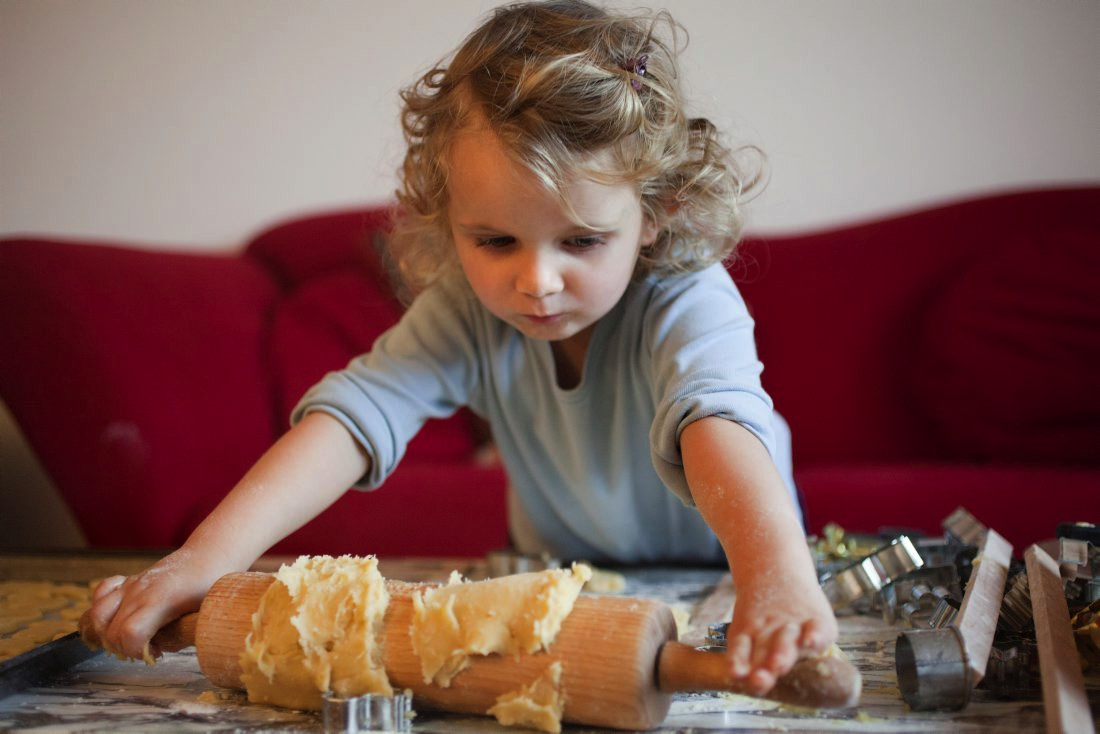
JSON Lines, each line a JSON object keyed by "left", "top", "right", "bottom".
{"left": 151, "top": 612, "right": 200, "bottom": 653}
{"left": 657, "top": 641, "right": 862, "bottom": 709}
{"left": 657, "top": 640, "right": 736, "bottom": 693}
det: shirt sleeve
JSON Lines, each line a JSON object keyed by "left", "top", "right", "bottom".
{"left": 290, "top": 274, "right": 482, "bottom": 489}
{"left": 645, "top": 264, "right": 777, "bottom": 504}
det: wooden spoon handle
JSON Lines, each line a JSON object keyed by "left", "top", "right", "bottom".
{"left": 657, "top": 641, "right": 861, "bottom": 709}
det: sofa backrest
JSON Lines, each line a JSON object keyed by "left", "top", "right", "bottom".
{"left": 0, "top": 238, "right": 281, "bottom": 546}
{"left": 734, "top": 186, "right": 1100, "bottom": 466}
{"left": 3, "top": 186, "right": 1095, "bottom": 551}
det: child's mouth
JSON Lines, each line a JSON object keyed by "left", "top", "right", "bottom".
{"left": 523, "top": 313, "right": 563, "bottom": 325}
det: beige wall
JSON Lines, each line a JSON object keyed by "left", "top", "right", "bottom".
{"left": 3, "top": 0, "right": 1098, "bottom": 251}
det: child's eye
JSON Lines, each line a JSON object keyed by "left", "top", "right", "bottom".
{"left": 567, "top": 235, "right": 608, "bottom": 249}
{"left": 475, "top": 236, "right": 514, "bottom": 249}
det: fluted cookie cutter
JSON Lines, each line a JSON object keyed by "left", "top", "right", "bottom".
{"left": 821, "top": 535, "right": 924, "bottom": 609}
{"left": 998, "top": 571, "right": 1033, "bottom": 633}
{"left": 322, "top": 692, "right": 412, "bottom": 733}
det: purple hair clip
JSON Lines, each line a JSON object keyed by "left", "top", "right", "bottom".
{"left": 621, "top": 53, "right": 648, "bottom": 91}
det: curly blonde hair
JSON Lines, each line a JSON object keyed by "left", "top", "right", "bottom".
{"left": 388, "top": 0, "right": 763, "bottom": 298}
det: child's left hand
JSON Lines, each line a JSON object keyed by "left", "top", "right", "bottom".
{"left": 723, "top": 572, "right": 837, "bottom": 696}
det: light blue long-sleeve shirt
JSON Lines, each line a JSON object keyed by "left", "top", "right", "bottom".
{"left": 292, "top": 263, "right": 796, "bottom": 563}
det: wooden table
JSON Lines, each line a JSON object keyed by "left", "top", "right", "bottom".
{"left": 1, "top": 553, "right": 1097, "bottom": 732}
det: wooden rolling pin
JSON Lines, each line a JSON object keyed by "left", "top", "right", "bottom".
{"left": 151, "top": 572, "right": 860, "bottom": 730}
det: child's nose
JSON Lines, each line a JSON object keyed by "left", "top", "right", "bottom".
{"left": 515, "top": 250, "right": 564, "bottom": 298}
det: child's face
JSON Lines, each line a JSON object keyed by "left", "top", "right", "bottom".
{"left": 448, "top": 126, "right": 656, "bottom": 350}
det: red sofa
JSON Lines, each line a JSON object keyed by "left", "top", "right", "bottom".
{"left": 2, "top": 187, "right": 1097, "bottom": 555}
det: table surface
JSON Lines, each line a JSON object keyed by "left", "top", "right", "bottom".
{"left": 0, "top": 553, "right": 1097, "bottom": 732}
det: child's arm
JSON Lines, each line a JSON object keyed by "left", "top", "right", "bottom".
{"left": 680, "top": 416, "right": 837, "bottom": 696}
{"left": 80, "top": 412, "right": 369, "bottom": 661}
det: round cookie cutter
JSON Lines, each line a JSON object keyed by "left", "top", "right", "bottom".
{"left": 322, "top": 691, "right": 412, "bottom": 733}
{"left": 895, "top": 625, "right": 972, "bottom": 711}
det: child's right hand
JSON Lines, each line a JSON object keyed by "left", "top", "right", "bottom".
{"left": 79, "top": 547, "right": 230, "bottom": 662}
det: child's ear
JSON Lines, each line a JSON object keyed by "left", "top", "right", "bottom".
{"left": 640, "top": 212, "right": 659, "bottom": 248}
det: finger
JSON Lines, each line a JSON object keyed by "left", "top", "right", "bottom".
{"left": 78, "top": 608, "right": 102, "bottom": 648}
{"left": 746, "top": 665, "right": 778, "bottom": 697}
{"left": 799, "top": 620, "right": 833, "bottom": 654}
{"left": 92, "top": 575, "right": 125, "bottom": 601}
{"left": 80, "top": 586, "right": 124, "bottom": 648}
{"left": 727, "top": 633, "right": 753, "bottom": 679}
{"left": 105, "top": 602, "right": 161, "bottom": 662}
{"left": 109, "top": 593, "right": 191, "bottom": 662}
{"left": 763, "top": 623, "right": 801, "bottom": 674}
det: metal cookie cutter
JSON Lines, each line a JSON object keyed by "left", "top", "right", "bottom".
{"left": 942, "top": 507, "right": 988, "bottom": 547}
{"left": 888, "top": 582, "right": 958, "bottom": 629}
{"left": 322, "top": 692, "right": 413, "bottom": 733}
{"left": 982, "top": 639, "right": 1038, "bottom": 698}
{"left": 998, "top": 571, "right": 1033, "bottom": 633}
{"left": 896, "top": 626, "right": 972, "bottom": 711}
{"left": 927, "top": 595, "right": 961, "bottom": 629}
{"left": 703, "top": 622, "right": 730, "bottom": 651}
{"left": 821, "top": 535, "right": 924, "bottom": 609}
{"left": 877, "top": 564, "right": 960, "bottom": 626}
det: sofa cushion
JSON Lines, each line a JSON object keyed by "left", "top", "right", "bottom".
{"left": 914, "top": 227, "right": 1100, "bottom": 464}
{"left": 269, "top": 270, "right": 478, "bottom": 464}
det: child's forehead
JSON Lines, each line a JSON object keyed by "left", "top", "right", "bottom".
{"left": 449, "top": 121, "right": 628, "bottom": 193}
{"left": 452, "top": 126, "right": 627, "bottom": 190}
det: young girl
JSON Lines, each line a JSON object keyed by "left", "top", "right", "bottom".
{"left": 83, "top": 0, "right": 835, "bottom": 697}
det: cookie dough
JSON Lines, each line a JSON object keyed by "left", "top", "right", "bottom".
{"left": 239, "top": 555, "right": 392, "bottom": 710}
{"left": 0, "top": 580, "right": 93, "bottom": 661}
{"left": 410, "top": 563, "right": 591, "bottom": 687}
{"left": 487, "top": 660, "right": 565, "bottom": 733}
{"left": 583, "top": 567, "right": 626, "bottom": 594}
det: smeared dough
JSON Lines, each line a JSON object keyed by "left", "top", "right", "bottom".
{"left": 410, "top": 564, "right": 591, "bottom": 687}
{"left": 487, "top": 661, "right": 565, "bottom": 733}
{"left": 239, "top": 555, "right": 392, "bottom": 710}
{"left": 0, "top": 612, "right": 41, "bottom": 636}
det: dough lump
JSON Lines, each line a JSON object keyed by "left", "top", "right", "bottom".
{"left": 487, "top": 660, "right": 565, "bottom": 733}
{"left": 410, "top": 563, "right": 591, "bottom": 687}
{"left": 239, "top": 555, "right": 392, "bottom": 710}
